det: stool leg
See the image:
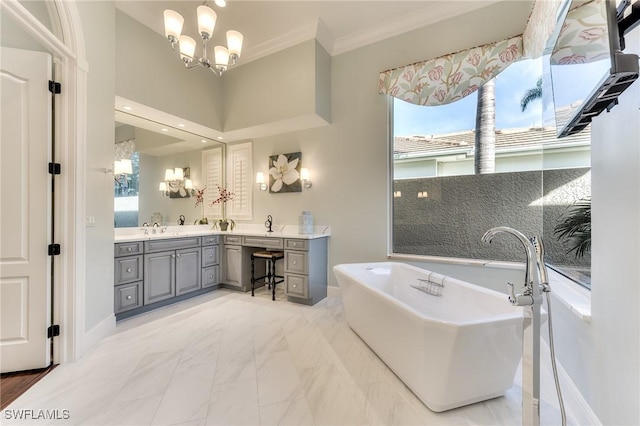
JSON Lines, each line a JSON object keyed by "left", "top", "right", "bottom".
{"left": 271, "top": 257, "right": 276, "bottom": 301}
{"left": 251, "top": 255, "right": 255, "bottom": 297}
{"left": 266, "top": 259, "right": 272, "bottom": 290}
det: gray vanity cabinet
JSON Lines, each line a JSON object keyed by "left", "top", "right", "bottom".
{"left": 223, "top": 240, "right": 242, "bottom": 289}
{"left": 284, "top": 238, "right": 328, "bottom": 305}
{"left": 143, "top": 237, "right": 202, "bottom": 304}
{"left": 114, "top": 241, "right": 144, "bottom": 314}
{"left": 202, "top": 236, "right": 220, "bottom": 288}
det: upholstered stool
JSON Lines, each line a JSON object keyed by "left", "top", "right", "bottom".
{"left": 251, "top": 251, "right": 285, "bottom": 301}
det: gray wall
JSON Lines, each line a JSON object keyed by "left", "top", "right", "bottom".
{"left": 393, "top": 168, "right": 590, "bottom": 269}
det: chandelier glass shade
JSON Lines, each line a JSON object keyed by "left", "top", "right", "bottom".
{"left": 163, "top": 3, "right": 243, "bottom": 76}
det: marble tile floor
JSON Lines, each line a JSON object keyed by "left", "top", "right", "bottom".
{"left": 3, "top": 286, "right": 583, "bottom": 425}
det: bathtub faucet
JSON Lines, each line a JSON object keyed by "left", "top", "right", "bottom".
{"left": 482, "top": 226, "right": 543, "bottom": 426}
{"left": 481, "top": 227, "right": 542, "bottom": 307}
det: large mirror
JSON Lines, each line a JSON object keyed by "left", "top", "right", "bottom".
{"left": 114, "top": 106, "right": 225, "bottom": 228}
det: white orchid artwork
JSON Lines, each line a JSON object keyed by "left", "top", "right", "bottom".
{"left": 269, "top": 152, "right": 302, "bottom": 193}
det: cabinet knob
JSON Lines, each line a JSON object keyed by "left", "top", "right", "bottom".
{"left": 177, "top": 254, "right": 181, "bottom": 258}
{"left": 126, "top": 267, "right": 132, "bottom": 273}
{"left": 209, "top": 275, "right": 213, "bottom": 279}
{"left": 171, "top": 254, "right": 175, "bottom": 258}
{"left": 293, "top": 284, "right": 297, "bottom": 288}
{"left": 209, "top": 254, "right": 213, "bottom": 258}
{"left": 293, "top": 260, "right": 297, "bottom": 265}
{"left": 126, "top": 295, "right": 132, "bottom": 300}
{"left": 127, "top": 247, "right": 132, "bottom": 252}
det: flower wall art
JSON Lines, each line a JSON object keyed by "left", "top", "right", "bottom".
{"left": 269, "top": 152, "right": 302, "bottom": 193}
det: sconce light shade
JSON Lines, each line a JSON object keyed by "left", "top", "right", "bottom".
{"left": 185, "top": 179, "right": 193, "bottom": 190}
{"left": 165, "top": 168, "right": 175, "bottom": 181}
{"left": 300, "top": 168, "right": 312, "bottom": 189}
{"left": 114, "top": 159, "right": 132, "bottom": 175}
{"left": 173, "top": 167, "right": 184, "bottom": 181}
{"left": 163, "top": 10, "right": 184, "bottom": 41}
{"left": 159, "top": 182, "right": 167, "bottom": 192}
{"left": 256, "top": 172, "right": 267, "bottom": 191}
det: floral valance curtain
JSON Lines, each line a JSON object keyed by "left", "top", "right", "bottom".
{"left": 551, "top": 0, "right": 607, "bottom": 65}
{"left": 115, "top": 139, "right": 135, "bottom": 160}
{"left": 378, "top": 36, "right": 523, "bottom": 106}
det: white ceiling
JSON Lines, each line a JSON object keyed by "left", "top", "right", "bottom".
{"left": 114, "top": 1, "right": 535, "bottom": 154}
{"left": 115, "top": 0, "right": 512, "bottom": 65}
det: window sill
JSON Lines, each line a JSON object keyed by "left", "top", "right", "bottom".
{"left": 388, "top": 253, "right": 591, "bottom": 322}
{"left": 546, "top": 267, "right": 592, "bottom": 322}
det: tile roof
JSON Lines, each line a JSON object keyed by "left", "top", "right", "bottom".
{"left": 394, "top": 126, "right": 591, "bottom": 157}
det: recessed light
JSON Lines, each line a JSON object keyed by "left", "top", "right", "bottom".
{"left": 122, "top": 105, "right": 132, "bottom": 111}
{"left": 161, "top": 128, "right": 169, "bottom": 132}
{"left": 217, "top": 136, "right": 223, "bottom": 140}
{"left": 178, "top": 123, "right": 185, "bottom": 127}
{"left": 201, "top": 139, "right": 208, "bottom": 143}
{"left": 215, "top": 0, "right": 226, "bottom": 7}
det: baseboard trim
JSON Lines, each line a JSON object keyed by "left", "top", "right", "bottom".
{"left": 79, "top": 314, "right": 115, "bottom": 358}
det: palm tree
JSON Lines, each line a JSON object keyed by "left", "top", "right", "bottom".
{"left": 474, "top": 78, "right": 496, "bottom": 174}
{"left": 554, "top": 197, "right": 591, "bottom": 258}
{"left": 520, "top": 77, "right": 542, "bottom": 112}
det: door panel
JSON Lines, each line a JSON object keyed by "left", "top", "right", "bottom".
{"left": 0, "top": 47, "right": 52, "bottom": 373}
{"left": 176, "top": 248, "right": 201, "bottom": 295}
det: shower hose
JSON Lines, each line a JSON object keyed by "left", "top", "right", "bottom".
{"left": 545, "top": 290, "right": 567, "bottom": 426}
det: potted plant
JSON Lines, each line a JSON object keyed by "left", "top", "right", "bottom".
{"left": 193, "top": 186, "right": 208, "bottom": 224}
{"left": 210, "top": 185, "right": 236, "bottom": 231}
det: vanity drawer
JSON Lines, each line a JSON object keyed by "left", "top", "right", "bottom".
{"left": 285, "top": 274, "right": 308, "bottom": 298}
{"left": 242, "top": 236, "right": 283, "bottom": 249}
{"left": 202, "top": 245, "right": 219, "bottom": 267}
{"left": 145, "top": 237, "right": 201, "bottom": 253}
{"left": 115, "top": 242, "right": 143, "bottom": 257}
{"left": 114, "top": 281, "right": 143, "bottom": 313}
{"left": 285, "top": 251, "right": 308, "bottom": 274}
{"left": 224, "top": 235, "right": 242, "bottom": 245}
{"left": 115, "top": 255, "right": 143, "bottom": 285}
{"left": 202, "top": 265, "right": 220, "bottom": 288}
{"left": 284, "top": 239, "right": 308, "bottom": 251}
{"left": 202, "top": 235, "right": 219, "bottom": 246}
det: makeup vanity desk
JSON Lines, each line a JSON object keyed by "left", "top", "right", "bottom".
{"left": 114, "top": 225, "right": 330, "bottom": 320}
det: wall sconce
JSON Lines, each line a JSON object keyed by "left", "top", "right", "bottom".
{"left": 256, "top": 172, "right": 267, "bottom": 191}
{"left": 417, "top": 191, "right": 429, "bottom": 198}
{"left": 112, "top": 159, "right": 132, "bottom": 183}
{"left": 159, "top": 167, "right": 194, "bottom": 196}
{"left": 301, "top": 168, "right": 312, "bottom": 189}
{"left": 393, "top": 191, "right": 402, "bottom": 198}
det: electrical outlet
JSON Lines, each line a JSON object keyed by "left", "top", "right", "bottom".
{"left": 85, "top": 216, "right": 95, "bottom": 227}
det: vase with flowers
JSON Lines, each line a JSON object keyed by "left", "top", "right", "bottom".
{"left": 194, "top": 186, "right": 208, "bottom": 224}
{"left": 211, "top": 185, "right": 235, "bottom": 231}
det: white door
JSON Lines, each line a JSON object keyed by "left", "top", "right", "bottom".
{"left": 0, "top": 47, "right": 52, "bottom": 372}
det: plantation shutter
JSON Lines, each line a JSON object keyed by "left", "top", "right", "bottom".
{"left": 202, "top": 147, "right": 223, "bottom": 218}
{"left": 226, "top": 142, "right": 253, "bottom": 220}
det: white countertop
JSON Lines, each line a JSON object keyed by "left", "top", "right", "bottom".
{"left": 114, "top": 224, "right": 331, "bottom": 243}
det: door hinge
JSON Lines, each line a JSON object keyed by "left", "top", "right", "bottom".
{"left": 48, "top": 80, "right": 61, "bottom": 94}
{"left": 47, "top": 325, "right": 60, "bottom": 338}
{"left": 48, "top": 244, "right": 61, "bottom": 256}
{"left": 48, "top": 162, "right": 61, "bottom": 175}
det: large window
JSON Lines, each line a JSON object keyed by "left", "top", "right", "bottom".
{"left": 391, "top": 58, "right": 592, "bottom": 288}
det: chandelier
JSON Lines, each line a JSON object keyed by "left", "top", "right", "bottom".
{"left": 163, "top": 1, "right": 243, "bottom": 76}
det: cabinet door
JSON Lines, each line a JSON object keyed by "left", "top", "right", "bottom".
{"left": 176, "top": 247, "right": 201, "bottom": 296}
{"left": 202, "top": 265, "right": 220, "bottom": 288}
{"left": 114, "top": 282, "right": 143, "bottom": 313}
{"left": 223, "top": 245, "right": 242, "bottom": 288}
{"left": 144, "top": 251, "right": 175, "bottom": 304}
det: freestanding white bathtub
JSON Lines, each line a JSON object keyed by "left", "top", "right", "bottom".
{"left": 333, "top": 262, "right": 523, "bottom": 412}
